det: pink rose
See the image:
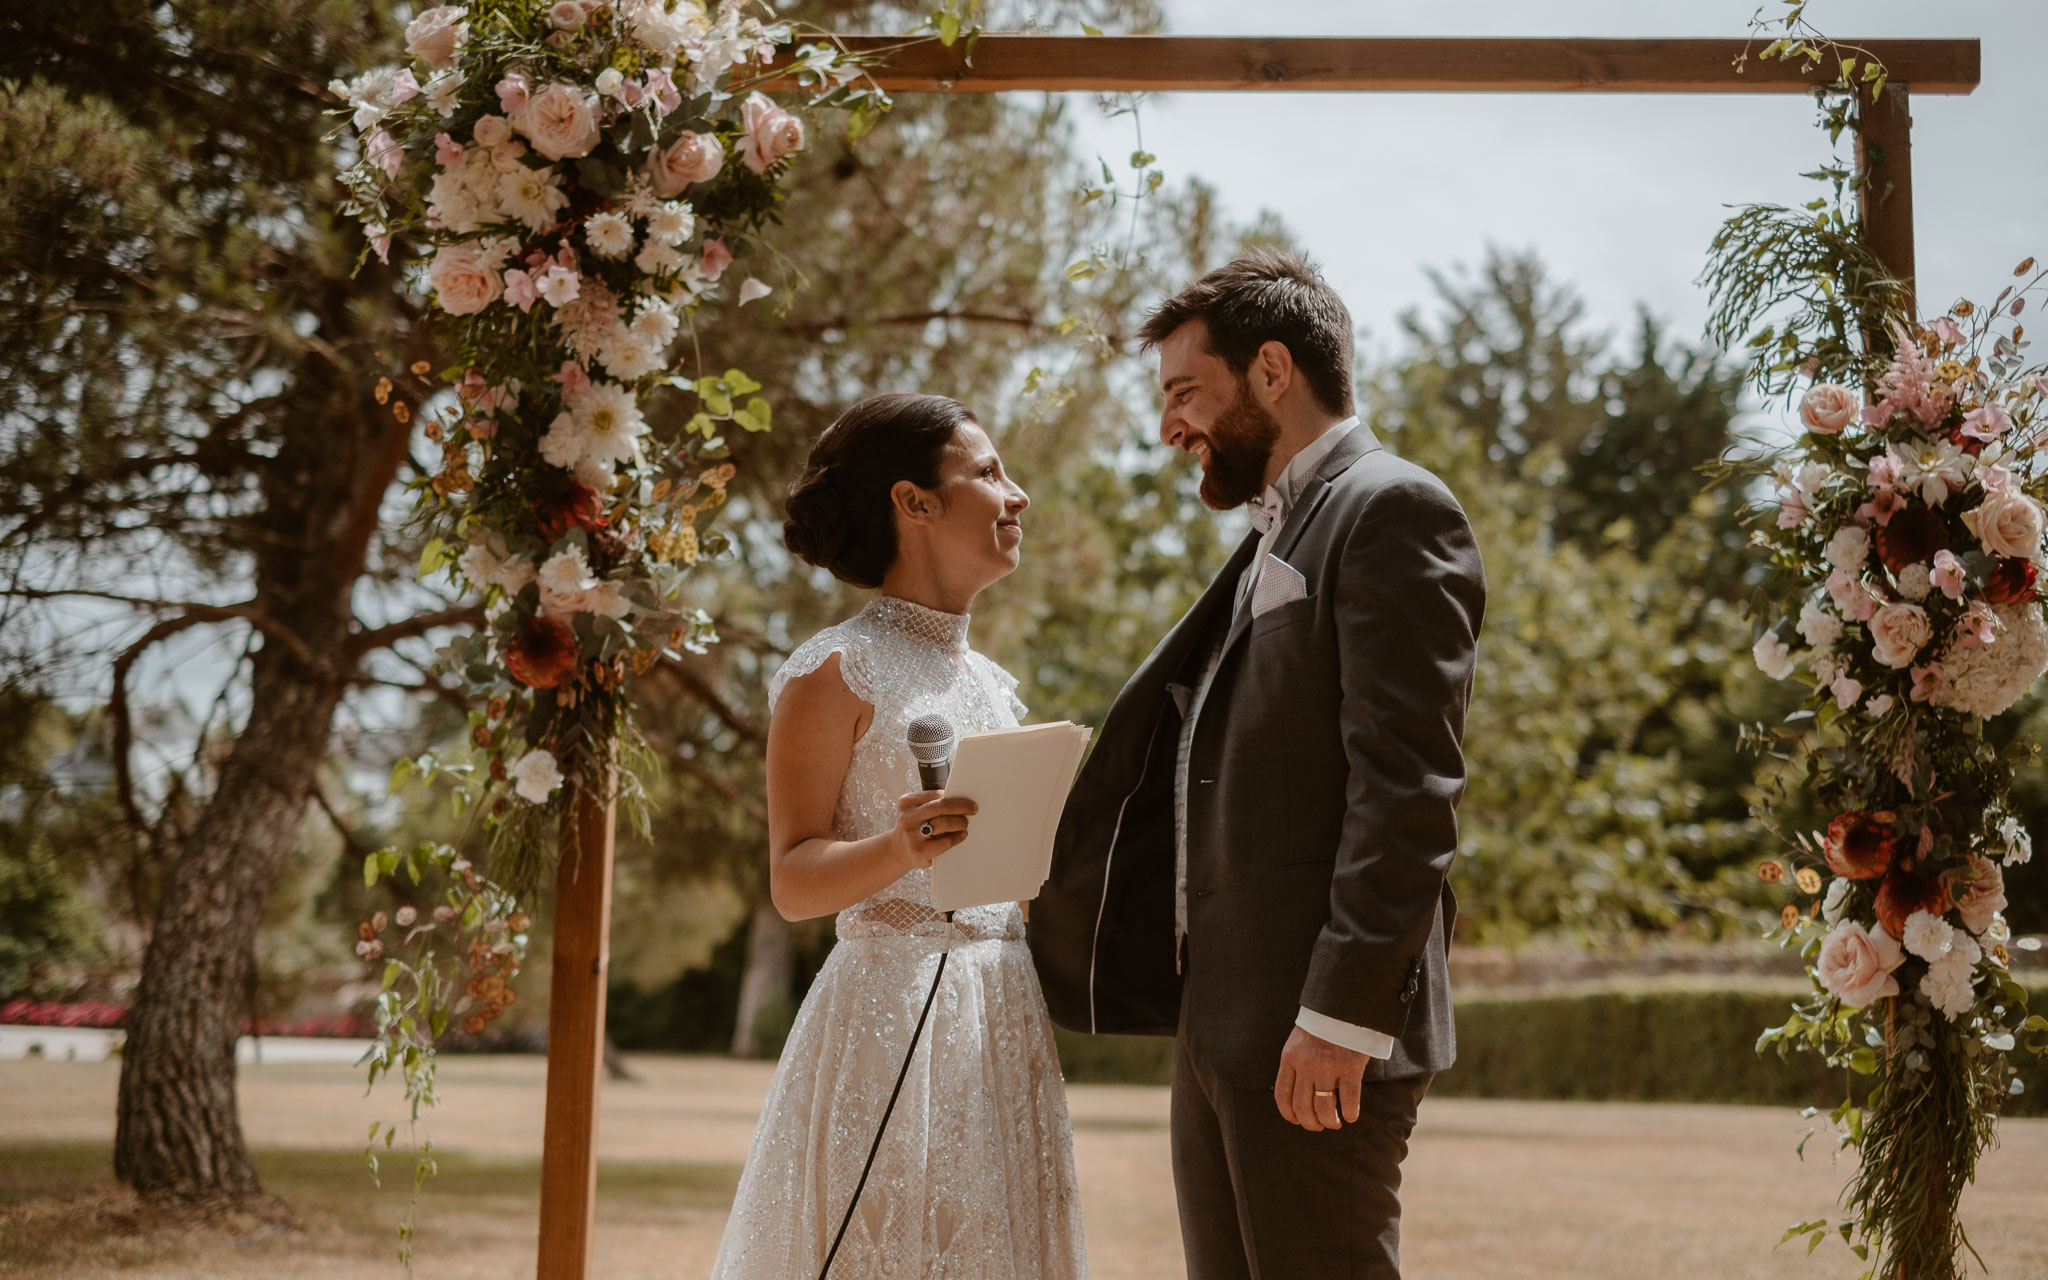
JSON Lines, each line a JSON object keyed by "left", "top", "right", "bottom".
{"left": 1869, "top": 601, "right": 1932, "bottom": 669}
{"left": 1955, "top": 855, "right": 2007, "bottom": 935}
{"left": 405, "top": 5, "right": 468, "bottom": 71}
{"left": 517, "top": 83, "right": 602, "bottom": 161}
{"left": 699, "top": 237, "right": 733, "bottom": 281}
{"left": 496, "top": 72, "right": 531, "bottom": 117}
{"left": 1800, "top": 383, "right": 1860, "bottom": 435}
{"left": 1816, "top": 920, "right": 1904, "bottom": 1009}
{"left": 647, "top": 131, "right": 724, "bottom": 198}
{"left": 428, "top": 242, "right": 504, "bottom": 316}
{"left": 738, "top": 92, "right": 805, "bottom": 174}
{"left": 1966, "top": 487, "right": 2045, "bottom": 559}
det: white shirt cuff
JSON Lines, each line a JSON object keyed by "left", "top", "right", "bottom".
{"left": 1295, "top": 1006, "right": 1395, "bottom": 1060}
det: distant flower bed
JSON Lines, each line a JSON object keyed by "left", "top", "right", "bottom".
{"left": 0, "top": 1000, "right": 378, "bottom": 1039}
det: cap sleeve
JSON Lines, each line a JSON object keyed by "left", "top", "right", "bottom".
{"left": 974, "top": 652, "right": 1028, "bottom": 725}
{"left": 767, "top": 626, "right": 878, "bottom": 714}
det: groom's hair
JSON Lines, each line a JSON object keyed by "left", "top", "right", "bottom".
{"left": 1138, "top": 247, "right": 1355, "bottom": 416}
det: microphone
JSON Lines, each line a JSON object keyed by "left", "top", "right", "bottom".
{"left": 906, "top": 713, "right": 958, "bottom": 791}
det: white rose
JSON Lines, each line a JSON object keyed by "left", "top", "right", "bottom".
{"left": 1815, "top": 920, "right": 1903, "bottom": 1009}
{"left": 1869, "top": 601, "right": 1932, "bottom": 669}
{"left": 1895, "top": 563, "right": 1932, "bottom": 602}
{"left": 1753, "top": 632, "right": 1797, "bottom": 681}
{"left": 517, "top": 83, "right": 602, "bottom": 161}
{"left": 509, "top": 749, "right": 565, "bottom": 804}
{"left": 1901, "top": 910, "right": 1956, "bottom": 963}
{"left": 405, "top": 5, "right": 468, "bottom": 71}
{"left": 646, "top": 132, "right": 724, "bottom": 198}
{"left": 1825, "top": 525, "right": 1870, "bottom": 572}
{"left": 1821, "top": 877, "right": 1852, "bottom": 925}
{"left": 1964, "top": 487, "right": 2045, "bottom": 560}
{"left": 472, "top": 113, "right": 512, "bottom": 147}
{"left": 427, "top": 242, "right": 503, "bottom": 316}
{"left": 1797, "top": 599, "right": 1843, "bottom": 649}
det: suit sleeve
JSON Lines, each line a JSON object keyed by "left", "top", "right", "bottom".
{"left": 1298, "top": 475, "right": 1484, "bottom": 1035}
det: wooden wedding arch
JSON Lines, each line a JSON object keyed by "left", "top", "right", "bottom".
{"left": 532, "top": 34, "right": 1982, "bottom": 1277}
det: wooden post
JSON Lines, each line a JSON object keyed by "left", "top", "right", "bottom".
{"left": 1856, "top": 81, "right": 1917, "bottom": 318}
{"left": 535, "top": 775, "right": 617, "bottom": 1279}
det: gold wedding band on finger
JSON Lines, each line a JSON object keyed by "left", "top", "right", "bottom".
{"left": 1313, "top": 1089, "right": 1336, "bottom": 1098}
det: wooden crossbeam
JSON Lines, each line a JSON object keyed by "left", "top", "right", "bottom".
{"left": 761, "top": 35, "right": 1980, "bottom": 96}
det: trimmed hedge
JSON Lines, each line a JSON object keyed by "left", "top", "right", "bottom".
{"left": 1054, "top": 985, "right": 2047, "bottom": 1118}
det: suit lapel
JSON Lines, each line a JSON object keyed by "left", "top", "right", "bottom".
{"left": 1213, "top": 423, "right": 1384, "bottom": 658}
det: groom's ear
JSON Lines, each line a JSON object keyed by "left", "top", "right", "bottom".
{"left": 1250, "top": 339, "right": 1296, "bottom": 407}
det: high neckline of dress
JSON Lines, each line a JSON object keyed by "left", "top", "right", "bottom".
{"left": 866, "top": 594, "right": 972, "bottom": 653}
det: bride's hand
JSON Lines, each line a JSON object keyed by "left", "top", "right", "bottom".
{"left": 894, "top": 790, "right": 978, "bottom": 868}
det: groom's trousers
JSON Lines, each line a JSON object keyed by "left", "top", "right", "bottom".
{"left": 1170, "top": 975, "right": 1432, "bottom": 1280}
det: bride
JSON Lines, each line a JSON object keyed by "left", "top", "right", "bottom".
{"left": 708, "top": 393, "right": 1087, "bottom": 1279}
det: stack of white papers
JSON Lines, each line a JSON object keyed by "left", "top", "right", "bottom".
{"left": 929, "top": 722, "right": 1092, "bottom": 912}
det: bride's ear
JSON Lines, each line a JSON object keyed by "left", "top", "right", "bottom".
{"left": 890, "top": 478, "right": 941, "bottom": 527}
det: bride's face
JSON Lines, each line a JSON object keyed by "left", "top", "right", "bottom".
{"left": 904, "top": 421, "right": 1030, "bottom": 584}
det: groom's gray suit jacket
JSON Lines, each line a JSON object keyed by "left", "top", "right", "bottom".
{"left": 1028, "top": 424, "right": 1485, "bottom": 1086}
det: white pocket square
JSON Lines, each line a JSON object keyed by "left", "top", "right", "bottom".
{"left": 1249, "top": 554, "right": 1308, "bottom": 617}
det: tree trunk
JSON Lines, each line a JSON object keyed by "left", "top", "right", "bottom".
{"left": 111, "top": 260, "right": 415, "bottom": 1199}
{"left": 113, "top": 648, "right": 343, "bottom": 1199}
{"left": 729, "top": 899, "right": 793, "bottom": 1058}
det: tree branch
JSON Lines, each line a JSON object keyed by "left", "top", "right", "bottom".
{"left": 108, "top": 613, "right": 220, "bottom": 841}
{"left": 641, "top": 727, "right": 768, "bottom": 827}
{"left": 348, "top": 603, "right": 485, "bottom": 658}
{"left": 5, "top": 588, "right": 322, "bottom": 673}
{"left": 782, "top": 308, "right": 1043, "bottom": 339}
{"left": 650, "top": 654, "right": 767, "bottom": 745}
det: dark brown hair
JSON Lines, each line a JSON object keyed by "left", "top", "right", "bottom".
{"left": 1137, "top": 246, "right": 1356, "bottom": 416}
{"left": 783, "top": 393, "right": 975, "bottom": 588}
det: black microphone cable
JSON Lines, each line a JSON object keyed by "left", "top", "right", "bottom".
{"left": 815, "top": 909, "right": 954, "bottom": 1280}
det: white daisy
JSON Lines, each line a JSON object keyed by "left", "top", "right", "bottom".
{"left": 647, "top": 201, "right": 695, "bottom": 246}
{"left": 575, "top": 382, "right": 648, "bottom": 468}
{"left": 634, "top": 238, "right": 685, "bottom": 276}
{"left": 498, "top": 164, "right": 569, "bottom": 234}
{"left": 599, "top": 337, "right": 661, "bottom": 381}
{"left": 630, "top": 300, "right": 679, "bottom": 348}
{"left": 585, "top": 211, "right": 635, "bottom": 260}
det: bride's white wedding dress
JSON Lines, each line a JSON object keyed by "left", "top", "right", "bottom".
{"left": 709, "top": 595, "right": 1088, "bottom": 1280}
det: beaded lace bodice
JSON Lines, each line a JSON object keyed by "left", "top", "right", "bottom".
{"left": 768, "top": 594, "right": 1029, "bottom": 942}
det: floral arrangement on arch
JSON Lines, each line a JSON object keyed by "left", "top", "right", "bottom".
{"left": 1738, "top": 273, "right": 2048, "bottom": 1266}
{"left": 325, "top": 0, "right": 883, "bottom": 1256}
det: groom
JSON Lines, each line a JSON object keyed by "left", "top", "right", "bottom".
{"left": 1029, "top": 248, "right": 1484, "bottom": 1278}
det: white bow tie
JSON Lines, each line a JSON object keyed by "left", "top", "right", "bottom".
{"left": 1248, "top": 484, "right": 1289, "bottom": 536}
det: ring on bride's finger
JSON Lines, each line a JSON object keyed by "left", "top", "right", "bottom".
{"left": 920, "top": 822, "right": 934, "bottom": 838}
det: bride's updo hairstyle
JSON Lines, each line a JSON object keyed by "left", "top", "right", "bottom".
{"left": 783, "top": 393, "right": 975, "bottom": 588}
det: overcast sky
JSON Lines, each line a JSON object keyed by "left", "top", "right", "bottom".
{"left": 1070, "top": 0, "right": 2046, "bottom": 362}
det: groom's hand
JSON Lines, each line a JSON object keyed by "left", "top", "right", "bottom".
{"left": 1273, "top": 1026, "right": 1370, "bottom": 1132}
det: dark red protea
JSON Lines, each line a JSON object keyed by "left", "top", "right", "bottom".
{"left": 534, "top": 479, "right": 607, "bottom": 543}
{"left": 1875, "top": 871, "right": 1955, "bottom": 940}
{"left": 1874, "top": 504, "right": 1951, "bottom": 574}
{"left": 506, "top": 616, "right": 579, "bottom": 688}
{"left": 1825, "top": 810, "right": 1897, "bottom": 881}
{"left": 1986, "top": 556, "right": 2040, "bottom": 605}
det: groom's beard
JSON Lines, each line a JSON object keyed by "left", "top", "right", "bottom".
{"left": 1193, "top": 381, "right": 1283, "bottom": 511}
